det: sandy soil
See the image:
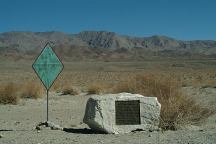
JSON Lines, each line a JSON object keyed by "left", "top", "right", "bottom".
{"left": 0, "top": 89, "right": 216, "bottom": 144}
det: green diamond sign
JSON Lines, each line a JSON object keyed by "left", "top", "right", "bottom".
{"left": 32, "top": 43, "right": 63, "bottom": 90}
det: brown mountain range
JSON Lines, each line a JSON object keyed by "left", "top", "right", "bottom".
{"left": 0, "top": 31, "right": 216, "bottom": 60}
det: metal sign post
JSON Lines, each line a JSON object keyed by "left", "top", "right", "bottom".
{"left": 47, "top": 89, "right": 49, "bottom": 122}
{"left": 32, "top": 42, "right": 63, "bottom": 123}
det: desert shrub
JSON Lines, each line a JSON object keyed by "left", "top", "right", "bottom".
{"left": 87, "top": 83, "right": 110, "bottom": 95}
{"left": 113, "top": 80, "right": 136, "bottom": 94}
{"left": 51, "top": 78, "right": 64, "bottom": 92}
{"left": 113, "top": 74, "right": 212, "bottom": 130}
{"left": 20, "top": 81, "right": 43, "bottom": 99}
{"left": 61, "top": 85, "right": 80, "bottom": 95}
{"left": 0, "top": 82, "right": 19, "bottom": 104}
{"left": 51, "top": 82, "right": 61, "bottom": 92}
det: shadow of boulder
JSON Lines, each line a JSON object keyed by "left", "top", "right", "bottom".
{"left": 63, "top": 128, "right": 106, "bottom": 134}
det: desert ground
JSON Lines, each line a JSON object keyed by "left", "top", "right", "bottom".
{"left": 0, "top": 58, "right": 216, "bottom": 144}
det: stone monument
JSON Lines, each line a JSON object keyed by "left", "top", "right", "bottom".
{"left": 83, "top": 93, "right": 161, "bottom": 134}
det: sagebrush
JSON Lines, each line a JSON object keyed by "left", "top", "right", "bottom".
{"left": 0, "top": 82, "right": 19, "bottom": 104}
{"left": 87, "top": 83, "right": 110, "bottom": 95}
{"left": 113, "top": 74, "right": 213, "bottom": 130}
{"left": 62, "top": 85, "right": 80, "bottom": 95}
{"left": 20, "top": 81, "right": 43, "bottom": 99}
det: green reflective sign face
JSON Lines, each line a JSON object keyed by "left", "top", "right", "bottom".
{"left": 32, "top": 43, "right": 63, "bottom": 90}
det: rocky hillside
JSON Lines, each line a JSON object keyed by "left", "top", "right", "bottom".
{"left": 0, "top": 31, "right": 216, "bottom": 60}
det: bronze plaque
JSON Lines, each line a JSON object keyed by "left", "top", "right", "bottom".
{"left": 115, "top": 100, "right": 140, "bottom": 125}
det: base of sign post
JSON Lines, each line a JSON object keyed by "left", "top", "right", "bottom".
{"left": 35, "top": 121, "right": 63, "bottom": 131}
{"left": 34, "top": 90, "right": 63, "bottom": 131}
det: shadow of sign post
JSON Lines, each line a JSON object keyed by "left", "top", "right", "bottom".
{"left": 32, "top": 42, "right": 64, "bottom": 122}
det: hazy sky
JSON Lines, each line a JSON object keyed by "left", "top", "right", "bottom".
{"left": 0, "top": 0, "right": 215, "bottom": 40}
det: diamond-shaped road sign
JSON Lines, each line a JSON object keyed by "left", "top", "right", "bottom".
{"left": 32, "top": 43, "right": 63, "bottom": 90}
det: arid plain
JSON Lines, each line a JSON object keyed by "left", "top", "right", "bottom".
{"left": 0, "top": 57, "right": 216, "bottom": 144}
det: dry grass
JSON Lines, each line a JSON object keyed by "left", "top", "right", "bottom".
{"left": 113, "top": 74, "right": 213, "bottom": 130}
{"left": 0, "top": 81, "right": 44, "bottom": 104}
{"left": 0, "top": 82, "right": 19, "bottom": 104}
{"left": 87, "top": 83, "right": 111, "bottom": 95}
{"left": 20, "top": 81, "right": 43, "bottom": 99}
{"left": 61, "top": 85, "right": 80, "bottom": 95}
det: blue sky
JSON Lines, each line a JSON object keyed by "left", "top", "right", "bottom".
{"left": 0, "top": 0, "right": 215, "bottom": 40}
